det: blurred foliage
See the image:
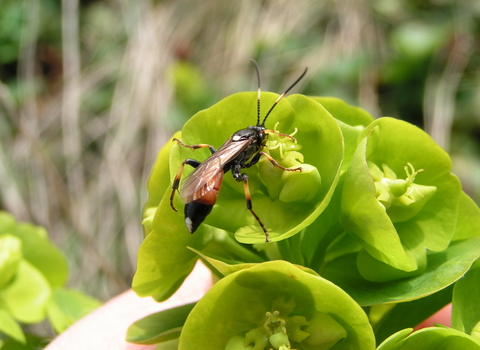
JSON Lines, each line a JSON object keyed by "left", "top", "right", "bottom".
{"left": 0, "top": 211, "right": 101, "bottom": 348}
{"left": 0, "top": 0, "right": 479, "bottom": 303}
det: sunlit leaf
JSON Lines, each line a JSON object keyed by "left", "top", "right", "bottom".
{"left": 46, "top": 288, "right": 102, "bottom": 333}
{"left": 322, "top": 238, "right": 480, "bottom": 306}
{"left": 126, "top": 303, "right": 195, "bottom": 345}
{"left": 0, "top": 260, "right": 51, "bottom": 323}
{"left": 179, "top": 261, "right": 375, "bottom": 350}
{"left": 0, "top": 309, "right": 25, "bottom": 344}
{"left": 0, "top": 234, "right": 22, "bottom": 289}
{"left": 377, "top": 327, "right": 480, "bottom": 350}
{"left": 452, "top": 259, "right": 480, "bottom": 337}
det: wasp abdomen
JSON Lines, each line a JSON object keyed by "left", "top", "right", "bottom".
{"left": 184, "top": 202, "right": 214, "bottom": 234}
{"left": 184, "top": 175, "right": 222, "bottom": 233}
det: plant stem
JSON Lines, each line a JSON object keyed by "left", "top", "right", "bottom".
{"left": 212, "top": 229, "right": 264, "bottom": 263}
{"left": 310, "top": 225, "right": 345, "bottom": 272}
{"left": 277, "top": 231, "right": 305, "bottom": 265}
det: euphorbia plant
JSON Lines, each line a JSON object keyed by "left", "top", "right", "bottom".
{"left": 0, "top": 211, "right": 101, "bottom": 346}
{"left": 129, "top": 86, "right": 480, "bottom": 349}
{"left": 180, "top": 260, "right": 375, "bottom": 350}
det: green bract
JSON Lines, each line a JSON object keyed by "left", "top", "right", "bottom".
{"left": 377, "top": 328, "right": 480, "bottom": 350}
{"left": 452, "top": 259, "right": 480, "bottom": 340}
{"left": 340, "top": 117, "right": 462, "bottom": 281}
{"left": 0, "top": 211, "right": 100, "bottom": 343}
{"left": 179, "top": 261, "right": 375, "bottom": 350}
{"left": 0, "top": 212, "right": 68, "bottom": 329}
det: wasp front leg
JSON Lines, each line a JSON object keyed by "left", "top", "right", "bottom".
{"left": 244, "top": 150, "right": 302, "bottom": 172}
{"left": 264, "top": 129, "right": 297, "bottom": 143}
{"left": 170, "top": 159, "right": 201, "bottom": 211}
{"left": 259, "top": 151, "right": 302, "bottom": 172}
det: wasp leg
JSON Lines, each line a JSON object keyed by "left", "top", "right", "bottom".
{"left": 264, "top": 129, "right": 297, "bottom": 143}
{"left": 243, "top": 152, "right": 262, "bottom": 168}
{"left": 259, "top": 151, "right": 302, "bottom": 172}
{"left": 238, "top": 172, "right": 270, "bottom": 243}
{"left": 173, "top": 138, "right": 216, "bottom": 154}
{"left": 232, "top": 164, "right": 269, "bottom": 242}
{"left": 170, "top": 159, "right": 201, "bottom": 211}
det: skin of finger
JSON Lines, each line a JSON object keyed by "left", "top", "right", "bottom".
{"left": 415, "top": 304, "right": 452, "bottom": 330}
{"left": 44, "top": 260, "right": 213, "bottom": 350}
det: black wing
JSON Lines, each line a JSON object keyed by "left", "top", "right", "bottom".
{"left": 179, "top": 137, "right": 253, "bottom": 203}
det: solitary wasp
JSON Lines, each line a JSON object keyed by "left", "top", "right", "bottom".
{"left": 170, "top": 60, "right": 308, "bottom": 242}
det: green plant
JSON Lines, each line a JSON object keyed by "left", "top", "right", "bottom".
{"left": 0, "top": 211, "right": 101, "bottom": 348}
{"left": 128, "top": 92, "right": 480, "bottom": 349}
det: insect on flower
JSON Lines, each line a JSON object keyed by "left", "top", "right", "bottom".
{"left": 170, "top": 60, "right": 307, "bottom": 242}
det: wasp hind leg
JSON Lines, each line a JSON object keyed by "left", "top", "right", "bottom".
{"left": 240, "top": 173, "right": 270, "bottom": 243}
{"left": 170, "top": 159, "right": 201, "bottom": 211}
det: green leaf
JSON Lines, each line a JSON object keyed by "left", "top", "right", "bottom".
{"left": 0, "top": 234, "right": 22, "bottom": 288}
{"left": 188, "top": 247, "right": 257, "bottom": 276}
{"left": 179, "top": 261, "right": 375, "bottom": 350}
{"left": 189, "top": 246, "right": 318, "bottom": 277}
{"left": 301, "top": 176, "right": 349, "bottom": 269}
{"left": 0, "top": 260, "right": 51, "bottom": 323}
{"left": 11, "top": 223, "right": 68, "bottom": 288}
{"left": 341, "top": 117, "right": 462, "bottom": 276}
{"left": 309, "top": 96, "right": 374, "bottom": 127}
{"left": 0, "top": 334, "right": 44, "bottom": 350}
{"left": 143, "top": 132, "right": 181, "bottom": 221}
{"left": 452, "top": 259, "right": 480, "bottom": 337}
{"left": 310, "top": 96, "right": 374, "bottom": 175}
{"left": 452, "top": 191, "right": 480, "bottom": 241}
{"left": 156, "top": 338, "right": 180, "bottom": 350}
{"left": 46, "top": 287, "right": 102, "bottom": 333}
{"left": 373, "top": 285, "right": 453, "bottom": 344}
{"left": 126, "top": 303, "right": 196, "bottom": 345}
{"left": 132, "top": 190, "right": 210, "bottom": 301}
{"left": 0, "top": 309, "right": 25, "bottom": 344}
{"left": 341, "top": 136, "right": 414, "bottom": 272}
{"left": 377, "top": 327, "right": 480, "bottom": 350}
{"left": 392, "top": 21, "right": 449, "bottom": 60}
{"left": 0, "top": 212, "right": 68, "bottom": 288}
{"left": 336, "top": 120, "right": 369, "bottom": 174}
{"left": 322, "top": 238, "right": 480, "bottom": 306}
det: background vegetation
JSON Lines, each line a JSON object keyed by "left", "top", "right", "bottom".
{"left": 0, "top": 0, "right": 479, "bottom": 303}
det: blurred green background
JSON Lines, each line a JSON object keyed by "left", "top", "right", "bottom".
{"left": 0, "top": 0, "right": 479, "bottom": 301}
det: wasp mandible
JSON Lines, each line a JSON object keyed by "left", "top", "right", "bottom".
{"left": 170, "top": 60, "right": 308, "bottom": 242}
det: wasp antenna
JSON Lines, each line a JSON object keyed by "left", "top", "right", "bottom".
{"left": 250, "top": 59, "right": 262, "bottom": 126}
{"left": 261, "top": 67, "right": 308, "bottom": 126}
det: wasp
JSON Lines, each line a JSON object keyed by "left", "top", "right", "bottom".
{"left": 170, "top": 60, "right": 307, "bottom": 242}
